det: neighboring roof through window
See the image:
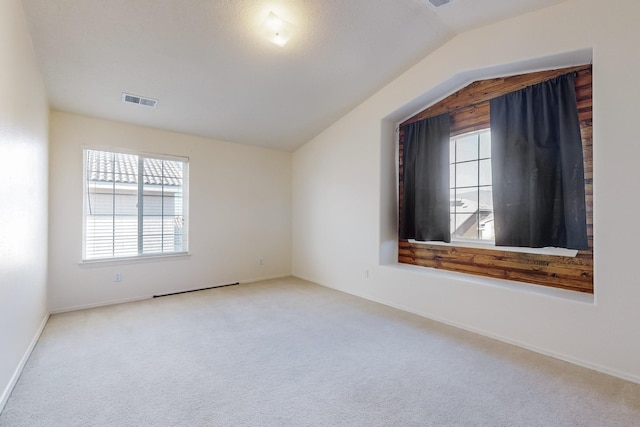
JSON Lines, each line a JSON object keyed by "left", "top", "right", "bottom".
{"left": 86, "top": 150, "right": 182, "bottom": 186}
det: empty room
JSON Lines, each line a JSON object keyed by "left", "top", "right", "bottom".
{"left": 1, "top": 0, "right": 640, "bottom": 425}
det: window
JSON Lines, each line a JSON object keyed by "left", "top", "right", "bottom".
{"left": 450, "top": 129, "right": 494, "bottom": 241}
{"left": 83, "top": 149, "right": 188, "bottom": 261}
{"left": 398, "top": 65, "right": 593, "bottom": 293}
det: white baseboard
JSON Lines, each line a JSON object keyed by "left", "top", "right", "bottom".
{"left": 0, "top": 313, "right": 50, "bottom": 414}
{"left": 50, "top": 275, "right": 292, "bottom": 314}
{"left": 240, "top": 274, "right": 291, "bottom": 284}
{"left": 382, "top": 298, "right": 640, "bottom": 385}
{"left": 292, "top": 274, "right": 640, "bottom": 386}
{"left": 50, "top": 295, "right": 151, "bottom": 314}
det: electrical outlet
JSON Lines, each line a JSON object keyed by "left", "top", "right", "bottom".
{"left": 114, "top": 272, "right": 122, "bottom": 282}
{"left": 259, "top": 258, "right": 264, "bottom": 265}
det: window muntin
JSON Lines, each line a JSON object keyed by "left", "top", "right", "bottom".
{"left": 83, "top": 149, "right": 188, "bottom": 261}
{"left": 449, "top": 129, "right": 494, "bottom": 242}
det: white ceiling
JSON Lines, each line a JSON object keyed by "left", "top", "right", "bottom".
{"left": 21, "top": 0, "right": 565, "bottom": 151}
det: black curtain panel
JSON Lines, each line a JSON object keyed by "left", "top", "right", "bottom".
{"left": 400, "top": 113, "right": 451, "bottom": 242}
{"left": 490, "top": 73, "right": 588, "bottom": 250}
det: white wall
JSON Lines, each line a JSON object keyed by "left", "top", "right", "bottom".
{"left": 0, "top": 0, "right": 50, "bottom": 410}
{"left": 49, "top": 112, "right": 292, "bottom": 312}
{"left": 293, "top": 0, "right": 640, "bottom": 383}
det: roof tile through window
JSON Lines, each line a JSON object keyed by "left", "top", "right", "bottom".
{"left": 87, "top": 150, "right": 182, "bottom": 186}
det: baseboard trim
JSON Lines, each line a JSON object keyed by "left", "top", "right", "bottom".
{"left": 293, "top": 274, "right": 640, "bottom": 386}
{"left": 0, "top": 313, "right": 50, "bottom": 414}
{"left": 50, "top": 295, "right": 151, "bottom": 314}
{"left": 50, "top": 275, "right": 292, "bottom": 314}
{"left": 240, "top": 274, "right": 291, "bottom": 284}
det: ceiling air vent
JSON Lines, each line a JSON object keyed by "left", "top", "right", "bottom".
{"left": 122, "top": 93, "right": 157, "bottom": 108}
{"left": 429, "top": 0, "right": 453, "bottom": 7}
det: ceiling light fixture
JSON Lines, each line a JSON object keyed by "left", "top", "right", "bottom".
{"left": 263, "top": 11, "right": 294, "bottom": 47}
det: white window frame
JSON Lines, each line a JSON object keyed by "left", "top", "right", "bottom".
{"left": 449, "top": 129, "right": 494, "bottom": 243}
{"left": 82, "top": 147, "right": 190, "bottom": 262}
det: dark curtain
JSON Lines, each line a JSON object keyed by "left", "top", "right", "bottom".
{"left": 490, "top": 73, "right": 588, "bottom": 250}
{"left": 399, "top": 113, "right": 450, "bottom": 242}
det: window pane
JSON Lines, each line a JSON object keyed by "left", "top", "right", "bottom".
{"left": 447, "top": 129, "right": 493, "bottom": 243}
{"left": 455, "top": 134, "right": 478, "bottom": 162}
{"left": 142, "top": 157, "right": 185, "bottom": 255}
{"left": 453, "top": 213, "right": 479, "bottom": 239}
{"left": 113, "top": 216, "right": 137, "bottom": 257}
{"left": 479, "top": 187, "right": 493, "bottom": 210}
{"left": 450, "top": 188, "right": 457, "bottom": 212}
{"left": 449, "top": 140, "right": 455, "bottom": 165}
{"left": 479, "top": 211, "right": 495, "bottom": 241}
{"left": 479, "top": 159, "right": 492, "bottom": 186}
{"left": 454, "top": 188, "right": 478, "bottom": 239}
{"left": 84, "top": 149, "right": 188, "bottom": 260}
{"left": 478, "top": 187, "right": 494, "bottom": 241}
{"left": 143, "top": 216, "right": 163, "bottom": 253}
{"left": 456, "top": 188, "right": 479, "bottom": 211}
{"left": 480, "top": 131, "right": 491, "bottom": 158}
{"left": 114, "top": 190, "right": 137, "bottom": 215}
{"left": 455, "top": 161, "right": 478, "bottom": 188}
{"left": 113, "top": 187, "right": 138, "bottom": 257}
{"left": 450, "top": 164, "right": 455, "bottom": 189}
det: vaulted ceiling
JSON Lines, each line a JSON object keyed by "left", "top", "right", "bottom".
{"left": 21, "top": 0, "right": 565, "bottom": 151}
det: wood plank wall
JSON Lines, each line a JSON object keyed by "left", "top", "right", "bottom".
{"left": 398, "top": 65, "right": 593, "bottom": 293}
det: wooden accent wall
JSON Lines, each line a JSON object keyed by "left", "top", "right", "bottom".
{"left": 398, "top": 65, "right": 593, "bottom": 293}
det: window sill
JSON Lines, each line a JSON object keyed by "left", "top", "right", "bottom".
{"left": 409, "top": 239, "right": 578, "bottom": 257}
{"left": 79, "top": 252, "right": 190, "bottom": 267}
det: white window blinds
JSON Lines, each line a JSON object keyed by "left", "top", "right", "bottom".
{"left": 83, "top": 149, "right": 188, "bottom": 260}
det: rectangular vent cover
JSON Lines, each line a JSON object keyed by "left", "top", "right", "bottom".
{"left": 122, "top": 93, "right": 157, "bottom": 108}
{"left": 429, "top": 0, "right": 453, "bottom": 7}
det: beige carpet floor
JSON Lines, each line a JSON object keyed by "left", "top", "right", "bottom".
{"left": 1, "top": 277, "right": 639, "bottom": 426}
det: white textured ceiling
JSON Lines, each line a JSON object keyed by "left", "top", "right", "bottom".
{"left": 21, "top": 0, "right": 564, "bottom": 151}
